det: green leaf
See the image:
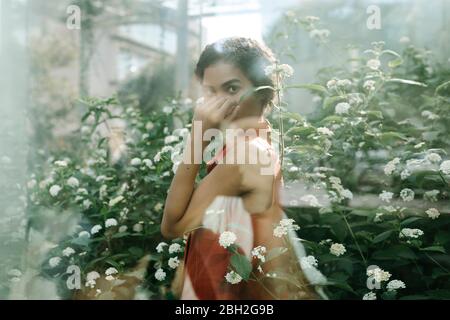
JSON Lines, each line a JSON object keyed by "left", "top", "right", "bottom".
{"left": 381, "top": 290, "right": 397, "bottom": 300}
{"left": 420, "top": 246, "right": 446, "bottom": 254}
{"left": 435, "top": 80, "right": 450, "bottom": 97}
{"left": 128, "top": 247, "right": 144, "bottom": 257}
{"left": 400, "top": 217, "right": 422, "bottom": 226}
{"left": 380, "top": 131, "right": 408, "bottom": 144}
{"left": 387, "top": 78, "right": 427, "bottom": 87}
{"left": 372, "top": 245, "right": 417, "bottom": 260}
{"left": 331, "top": 221, "right": 348, "bottom": 242}
{"left": 323, "top": 96, "right": 344, "bottom": 111}
{"left": 367, "top": 110, "right": 383, "bottom": 120}
{"left": 372, "top": 230, "right": 394, "bottom": 244}
{"left": 230, "top": 253, "right": 252, "bottom": 280}
{"left": 70, "top": 236, "right": 91, "bottom": 247}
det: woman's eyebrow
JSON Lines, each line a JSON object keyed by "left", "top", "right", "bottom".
{"left": 221, "top": 79, "right": 241, "bottom": 88}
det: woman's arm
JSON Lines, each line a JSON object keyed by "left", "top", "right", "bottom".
{"left": 161, "top": 127, "right": 243, "bottom": 238}
{"left": 161, "top": 96, "right": 240, "bottom": 239}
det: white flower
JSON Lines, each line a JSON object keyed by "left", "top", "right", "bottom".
{"left": 367, "top": 267, "right": 391, "bottom": 282}
{"left": 363, "top": 80, "right": 376, "bottom": 91}
{"left": 426, "top": 208, "right": 440, "bottom": 219}
{"left": 154, "top": 152, "right": 162, "bottom": 163}
{"left": 367, "top": 59, "right": 381, "bottom": 70}
{"left": 330, "top": 243, "right": 346, "bottom": 256}
{"left": 374, "top": 212, "right": 384, "bottom": 222}
{"left": 62, "top": 247, "right": 75, "bottom": 257}
{"left": 305, "top": 15, "right": 320, "bottom": 23}
{"left": 264, "top": 64, "right": 294, "bottom": 78}
{"left": 300, "top": 194, "right": 321, "bottom": 207}
{"left": 155, "top": 268, "right": 166, "bottom": 281}
{"left": 49, "top": 185, "right": 62, "bottom": 197}
{"left": 224, "top": 270, "right": 242, "bottom": 284}
{"left": 168, "top": 257, "right": 180, "bottom": 269}
{"left": 164, "top": 135, "right": 179, "bottom": 145}
{"left": 105, "top": 267, "right": 118, "bottom": 276}
{"left": 162, "top": 106, "right": 173, "bottom": 114}
{"left": 274, "top": 218, "right": 300, "bottom": 238}
{"left": 145, "top": 121, "right": 154, "bottom": 130}
{"left": 67, "top": 177, "right": 79, "bottom": 188}
{"left": 156, "top": 242, "right": 168, "bottom": 253}
{"left": 154, "top": 202, "right": 163, "bottom": 212}
{"left": 105, "top": 218, "right": 118, "bottom": 228}
{"left": 440, "top": 160, "right": 450, "bottom": 175}
{"left": 426, "top": 153, "right": 442, "bottom": 163}
{"left": 400, "top": 188, "right": 414, "bottom": 202}
{"left": 363, "top": 292, "right": 377, "bottom": 300}
{"left": 83, "top": 199, "right": 92, "bottom": 209}
{"left": 219, "top": 231, "right": 237, "bottom": 249}
{"left": 130, "top": 158, "right": 142, "bottom": 166}
{"left": 49, "top": 257, "right": 61, "bottom": 268}
{"left": 168, "top": 243, "right": 182, "bottom": 254}
{"left": 317, "top": 127, "right": 334, "bottom": 136}
{"left": 91, "top": 225, "right": 102, "bottom": 235}
{"left": 387, "top": 279, "right": 406, "bottom": 291}
{"left": 379, "top": 191, "right": 394, "bottom": 203}
{"left": 421, "top": 110, "right": 438, "bottom": 120}
{"left": 384, "top": 158, "right": 400, "bottom": 175}
{"left": 326, "top": 79, "right": 337, "bottom": 90}
{"left": 399, "top": 36, "right": 410, "bottom": 44}
{"left": 424, "top": 189, "right": 439, "bottom": 202}
{"left": 337, "top": 79, "right": 352, "bottom": 88}
{"left": 289, "top": 166, "right": 300, "bottom": 172}
{"left": 341, "top": 189, "right": 353, "bottom": 200}
{"left": 309, "top": 29, "right": 330, "bottom": 41}
{"left": 279, "top": 64, "right": 294, "bottom": 78}
{"left": 400, "top": 169, "right": 411, "bottom": 180}
{"left": 273, "top": 225, "right": 288, "bottom": 238}
{"left": 118, "top": 225, "right": 128, "bottom": 233}
{"left": 109, "top": 195, "right": 124, "bottom": 207}
{"left": 399, "top": 228, "right": 424, "bottom": 239}
{"left": 143, "top": 159, "right": 153, "bottom": 169}
{"left": 251, "top": 246, "right": 267, "bottom": 262}
{"left": 300, "top": 255, "right": 318, "bottom": 269}
{"left": 335, "top": 102, "right": 350, "bottom": 115}
{"left": 133, "top": 223, "right": 143, "bottom": 233}
{"left": 78, "top": 231, "right": 90, "bottom": 238}
{"left": 86, "top": 271, "right": 100, "bottom": 281}
{"left": 27, "top": 179, "right": 37, "bottom": 189}
{"left": 77, "top": 188, "right": 88, "bottom": 195}
{"left": 54, "top": 160, "right": 68, "bottom": 167}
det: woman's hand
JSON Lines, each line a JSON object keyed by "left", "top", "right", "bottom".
{"left": 193, "top": 96, "right": 238, "bottom": 133}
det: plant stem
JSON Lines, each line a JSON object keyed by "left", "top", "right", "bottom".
{"left": 341, "top": 212, "right": 367, "bottom": 267}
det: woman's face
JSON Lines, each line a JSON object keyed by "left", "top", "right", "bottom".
{"left": 201, "top": 61, "right": 263, "bottom": 122}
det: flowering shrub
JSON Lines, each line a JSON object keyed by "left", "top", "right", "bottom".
{"left": 268, "top": 17, "right": 450, "bottom": 299}
{"left": 35, "top": 97, "right": 194, "bottom": 299}
{"left": 29, "top": 14, "right": 450, "bottom": 300}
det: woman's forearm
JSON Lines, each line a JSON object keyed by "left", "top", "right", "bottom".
{"left": 161, "top": 128, "right": 207, "bottom": 238}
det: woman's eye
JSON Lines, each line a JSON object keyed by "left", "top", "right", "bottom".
{"left": 227, "top": 86, "right": 240, "bottom": 94}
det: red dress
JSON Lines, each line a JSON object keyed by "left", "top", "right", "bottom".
{"left": 178, "top": 123, "right": 322, "bottom": 300}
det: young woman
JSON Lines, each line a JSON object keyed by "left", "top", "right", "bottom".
{"left": 161, "top": 37, "right": 325, "bottom": 300}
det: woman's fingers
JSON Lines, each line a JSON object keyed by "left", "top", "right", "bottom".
{"left": 217, "top": 99, "right": 238, "bottom": 118}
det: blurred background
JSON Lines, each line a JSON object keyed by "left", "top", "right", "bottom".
{"left": 1, "top": 0, "right": 449, "bottom": 299}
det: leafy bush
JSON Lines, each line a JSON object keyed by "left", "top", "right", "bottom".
{"left": 29, "top": 14, "right": 450, "bottom": 300}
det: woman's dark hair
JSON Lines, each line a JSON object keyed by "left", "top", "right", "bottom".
{"left": 194, "top": 37, "right": 277, "bottom": 108}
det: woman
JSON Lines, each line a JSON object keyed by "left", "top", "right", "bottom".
{"left": 161, "top": 37, "right": 324, "bottom": 300}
